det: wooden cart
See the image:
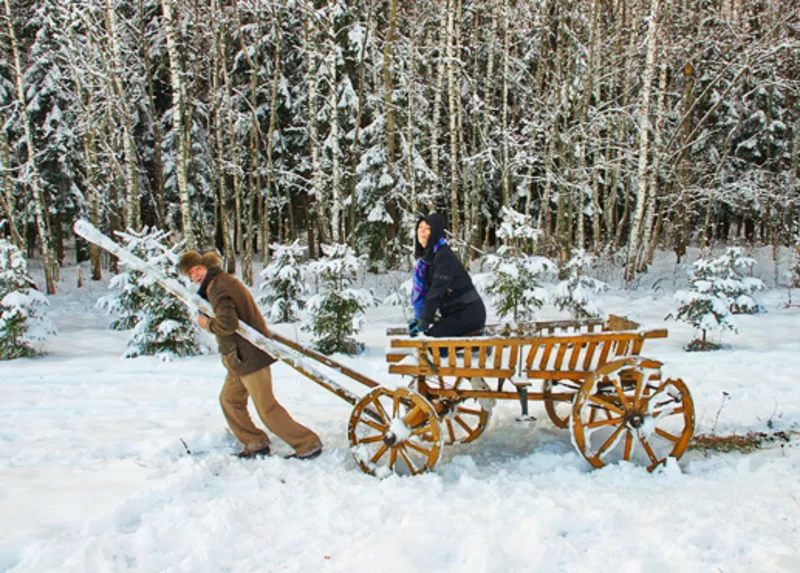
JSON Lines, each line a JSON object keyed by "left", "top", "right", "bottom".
{"left": 75, "top": 221, "right": 693, "bottom": 478}
{"left": 345, "top": 315, "right": 695, "bottom": 476}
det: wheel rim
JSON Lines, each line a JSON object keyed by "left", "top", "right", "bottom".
{"left": 542, "top": 378, "right": 581, "bottom": 429}
{"left": 348, "top": 386, "right": 443, "bottom": 477}
{"left": 570, "top": 358, "right": 695, "bottom": 471}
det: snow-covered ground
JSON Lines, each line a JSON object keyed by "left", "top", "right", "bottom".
{"left": 2, "top": 251, "right": 800, "bottom": 573}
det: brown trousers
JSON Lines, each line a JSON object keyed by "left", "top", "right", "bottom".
{"left": 219, "top": 366, "right": 321, "bottom": 455}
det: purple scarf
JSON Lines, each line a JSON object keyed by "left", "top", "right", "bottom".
{"left": 411, "top": 238, "right": 446, "bottom": 319}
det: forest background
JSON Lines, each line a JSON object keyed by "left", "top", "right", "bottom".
{"left": 1, "top": 0, "right": 798, "bottom": 294}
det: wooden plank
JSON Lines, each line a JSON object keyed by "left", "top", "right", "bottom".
{"left": 597, "top": 339, "right": 612, "bottom": 367}
{"left": 568, "top": 342, "right": 582, "bottom": 370}
{"left": 552, "top": 342, "right": 569, "bottom": 371}
{"left": 540, "top": 342, "right": 554, "bottom": 370}
{"left": 582, "top": 341, "right": 598, "bottom": 371}
{"left": 389, "top": 365, "right": 516, "bottom": 378}
{"left": 493, "top": 344, "right": 505, "bottom": 369}
{"left": 389, "top": 330, "right": 658, "bottom": 350}
{"left": 386, "top": 352, "right": 412, "bottom": 364}
{"left": 508, "top": 344, "right": 520, "bottom": 371}
{"left": 525, "top": 342, "right": 540, "bottom": 369}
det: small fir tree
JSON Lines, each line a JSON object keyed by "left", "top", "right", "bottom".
{"left": 552, "top": 250, "right": 608, "bottom": 318}
{"left": 715, "top": 247, "right": 765, "bottom": 314}
{"left": 258, "top": 241, "right": 307, "bottom": 323}
{"left": 99, "top": 228, "right": 206, "bottom": 360}
{"left": 485, "top": 207, "right": 554, "bottom": 322}
{"left": 667, "top": 250, "right": 752, "bottom": 351}
{"left": 304, "top": 244, "right": 375, "bottom": 355}
{"left": 0, "top": 240, "right": 55, "bottom": 359}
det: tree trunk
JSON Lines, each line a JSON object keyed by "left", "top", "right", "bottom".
{"left": 637, "top": 63, "right": 668, "bottom": 272}
{"left": 382, "top": 0, "right": 398, "bottom": 165}
{"left": 161, "top": 0, "right": 194, "bottom": 247}
{"left": 264, "top": 13, "right": 283, "bottom": 264}
{"left": 429, "top": 0, "right": 448, "bottom": 211}
{"left": 105, "top": 0, "right": 140, "bottom": 231}
{"left": 0, "top": 129, "right": 23, "bottom": 250}
{"left": 327, "top": 2, "right": 342, "bottom": 244}
{"left": 3, "top": 0, "right": 58, "bottom": 294}
{"left": 446, "top": 0, "right": 459, "bottom": 236}
{"left": 624, "top": 0, "right": 659, "bottom": 283}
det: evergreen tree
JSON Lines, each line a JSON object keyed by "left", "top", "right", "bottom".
{"left": 258, "top": 240, "right": 307, "bottom": 323}
{"left": 100, "top": 228, "right": 206, "bottom": 360}
{"left": 304, "top": 243, "right": 374, "bottom": 355}
{"left": 552, "top": 250, "right": 608, "bottom": 319}
{"left": 716, "top": 247, "right": 765, "bottom": 314}
{"left": 485, "top": 207, "right": 554, "bottom": 322}
{"left": 667, "top": 249, "right": 753, "bottom": 351}
{"left": 0, "top": 239, "right": 54, "bottom": 359}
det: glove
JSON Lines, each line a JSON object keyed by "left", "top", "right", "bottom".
{"left": 408, "top": 319, "right": 422, "bottom": 337}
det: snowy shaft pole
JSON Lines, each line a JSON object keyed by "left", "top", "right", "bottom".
{"left": 72, "top": 220, "right": 365, "bottom": 406}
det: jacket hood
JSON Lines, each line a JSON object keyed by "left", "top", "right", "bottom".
{"left": 423, "top": 213, "right": 446, "bottom": 260}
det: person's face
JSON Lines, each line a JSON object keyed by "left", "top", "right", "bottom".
{"left": 417, "top": 221, "right": 432, "bottom": 248}
{"left": 188, "top": 265, "right": 208, "bottom": 284}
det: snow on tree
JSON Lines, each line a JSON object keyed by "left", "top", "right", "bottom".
{"left": 666, "top": 248, "right": 762, "bottom": 351}
{"left": 98, "top": 228, "right": 206, "bottom": 360}
{"left": 258, "top": 241, "right": 308, "bottom": 323}
{"left": 304, "top": 243, "right": 375, "bottom": 355}
{"left": 551, "top": 249, "right": 608, "bottom": 319}
{"left": 716, "top": 247, "right": 765, "bottom": 314}
{"left": 484, "top": 207, "right": 553, "bottom": 322}
{"left": 0, "top": 239, "right": 55, "bottom": 359}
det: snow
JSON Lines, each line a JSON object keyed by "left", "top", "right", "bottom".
{"left": 2, "top": 259, "right": 800, "bottom": 572}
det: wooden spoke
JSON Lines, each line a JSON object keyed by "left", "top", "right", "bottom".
{"left": 358, "top": 434, "right": 385, "bottom": 444}
{"left": 455, "top": 406, "right": 483, "bottom": 416}
{"left": 595, "top": 424, "right": 626, "bottom": 460}
{"left": 389, "top": 446, "right": 398, "bottom": 468}
{"left": 623, "top": 432, "right": 634, "bottom": 461}
{"left": 370, "top": 443, "right": 389, "bottom": 464}
{"left": 586, "top": 416, "right": 623, "bottom": 430}
{"left": 405, "top": 440, "right": 433, "bottom": 456}
{"left": 654, "top": 427, "right": 681, "bottom": 443}
{"left": 610, "top": 375, "right": 632, "bottom": 409}
{"left": 444, "top": 419, "right": 456, "bottom": 442}
{"left": 454, "top": 415, "right": 474, "bottom": 433}
{"left": 588, "top": 395, "right": 626, "bottom": 416}
{"left": 638, "top": 434, "right": 660, "bottom": 467}
{"left": 360, "top": 418, "right": 387, "bottom": 433}
{"left": 392, "top": 394, "right": 400, "bottom": 418}
{"left": 369, "top": 395, "right": 391, "bottom": 424}
{"left": 397, "top": 447, "right": 423, "bottom": 476}
{"left": 632, "top": 370, "right": 647, "bottom": 408}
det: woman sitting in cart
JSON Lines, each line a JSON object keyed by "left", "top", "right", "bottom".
{"left": 408, "top": 213, "right": 486, "bottom": 339}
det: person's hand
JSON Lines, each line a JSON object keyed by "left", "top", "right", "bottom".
{"left": 408, "top": 319, "right": 423, "bottom": 337}
{"left": 196, "top": 315, "right": 210, "bottom": 329}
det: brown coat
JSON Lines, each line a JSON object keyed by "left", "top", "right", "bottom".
{"left": 200, "top": 266, "right": 276, "bottom": 376}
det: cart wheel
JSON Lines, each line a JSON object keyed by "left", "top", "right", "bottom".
{"left": 348, "top": 386, "right": 443, "bottom": 477}
{"left": 435, "top": 377, "right": 493, "bottom": 444}
{"left": 542, "top": 378, "right": 581, "bottom": 429}
{"left": 570, "top": 357, "right": 695, "bottom": 471}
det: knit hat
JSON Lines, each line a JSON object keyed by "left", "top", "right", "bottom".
{"left": 178, "top": 250, "right": 222, "bottom": 275}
